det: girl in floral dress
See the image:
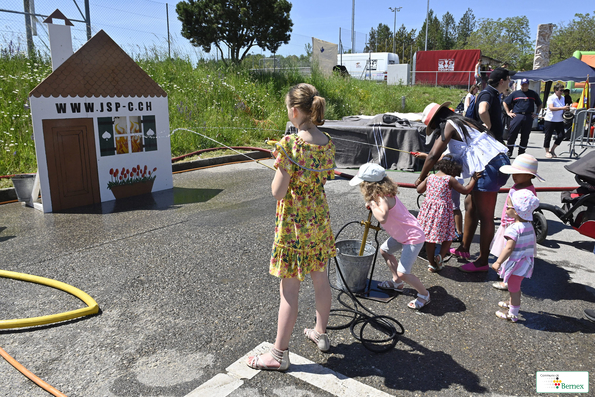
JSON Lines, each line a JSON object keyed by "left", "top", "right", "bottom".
{"left": 417, "top": 155, "right": 481, "bottom": 272}
{"left": 247, "top": 83, "right": 336, "bottom": 372}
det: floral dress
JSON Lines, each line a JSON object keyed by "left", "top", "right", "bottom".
{"left": 417, "top": 174, "right": 455, "bottom": 243}
{"left": 269, "top": 133, "right": 337, "bottom": 281}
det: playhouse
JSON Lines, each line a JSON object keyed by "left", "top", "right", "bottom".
{"left": 28, "top": 10, "right": 173, "bottom": 212}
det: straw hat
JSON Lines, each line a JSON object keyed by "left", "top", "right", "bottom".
{"left": 421, "top": 102, "right": 452, "bottom": 135}
{"left": 499, "top": 153, "right": 545, "bottom": 182}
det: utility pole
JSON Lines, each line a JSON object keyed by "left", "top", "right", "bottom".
{"left": 388, "top": 6, "right": 401, "bottom": 54}
{"left": 84, "top": 0, "right": 91, "bottom": 40}
{"left": 351, "top": 0, "right": 355, "bottom": 53}
{"left": 23, "top": 0, "right": 34, "bottom": 58}
{"left": 424, "top": 0, "right": 429, "bottom": 51}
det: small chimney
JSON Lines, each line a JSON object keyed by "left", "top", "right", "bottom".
{"left": 44, "top": 10, "right": 74, "bottom": 71}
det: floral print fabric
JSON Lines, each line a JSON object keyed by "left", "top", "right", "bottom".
{"left": 417, "top": 174, "right": 455, "bottom": 243}
{"left": 269, "top": 133, "right": 337, "bottom": 281}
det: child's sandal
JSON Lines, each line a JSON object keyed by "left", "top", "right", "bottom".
{"left": 408, "top": 292, "right": 431, "bottom": 310}
{"left": 496, "top": 310, "right": 518, "bottom": 323}
{"left": 246, "top": 347, "right": 290, "bottom": 371}
{"left": 498, "top": 301, "right": 510, "bottom": 309}
{"left": 304, "top": 328, "right": 330, "bottom": 352}
{"left": 428, "top": 254, "right": 444, "bottom": 272}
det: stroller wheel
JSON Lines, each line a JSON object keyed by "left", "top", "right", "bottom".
{"left": 533, "top": 210, "right": 548, "bottom": 244}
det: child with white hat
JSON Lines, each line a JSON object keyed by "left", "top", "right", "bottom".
{"left": 491, "top": 189, "right": 540, "bottom": 322}
{"left": 490, "top": 154, "right": 543, "bottom": 290}
{"left": 350, "top": 163, "right": 430, "bottom": 310}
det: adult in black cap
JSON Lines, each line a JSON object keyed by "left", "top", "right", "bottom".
{"left": 503, "top": 78, "right": 542, "bottom": 157}
{"left": 417, "top": 102, "right": 510, "bottom": 272}
{"left": 474, "top": 67, "right": 515, "bottom": 143}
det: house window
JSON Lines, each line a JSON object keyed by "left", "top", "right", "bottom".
{"left": 99, "top": 115, "right": 157, "bottom": 157}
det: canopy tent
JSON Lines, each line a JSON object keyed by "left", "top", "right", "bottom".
{"left": 513, "top": 57, "right": 595, "bottom": 107}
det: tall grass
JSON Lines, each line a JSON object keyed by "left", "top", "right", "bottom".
{"left": 1, "top": 49, "right": 465, "bottom": 184}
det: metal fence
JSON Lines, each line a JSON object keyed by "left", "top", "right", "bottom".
{"left": 1, "top": 0, "right": 368, "bottom": 65}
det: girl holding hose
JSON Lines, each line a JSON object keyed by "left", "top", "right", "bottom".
{"left": 246, "top": 83, "right": 336, "bottom": 371}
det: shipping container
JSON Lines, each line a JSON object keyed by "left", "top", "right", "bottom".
{"left": 413, "top": 49, "right": 481, "bottom": 86}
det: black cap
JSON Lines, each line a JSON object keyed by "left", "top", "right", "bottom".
{"left": 488, "top": 67, "right": 515, "bottom": 84}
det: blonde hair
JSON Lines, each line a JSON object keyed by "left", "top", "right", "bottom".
{"left": 285, "top": 83, "right": 326, "bottom": 126}
{"left": 359, "top": 177, "right": 399, "bottom": 203}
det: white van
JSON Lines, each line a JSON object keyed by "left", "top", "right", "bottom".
{"left": 337, "top": 52, "right": 400, "bottom": 81}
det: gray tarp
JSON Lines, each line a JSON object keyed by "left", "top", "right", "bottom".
{"left": 285, "top": 114, "right": 429, "bottom": 171}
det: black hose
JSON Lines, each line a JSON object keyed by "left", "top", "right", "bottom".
{"left": 326, "top": 221, "right": 405, "bottom": 353}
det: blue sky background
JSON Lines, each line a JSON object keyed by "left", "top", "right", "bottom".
{"left": 1, "top": 0, "right": 594, "bottom": 60}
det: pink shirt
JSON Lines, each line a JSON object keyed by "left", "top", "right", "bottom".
{"left": 382, "top": 196, "right": 426, "bottom": 245}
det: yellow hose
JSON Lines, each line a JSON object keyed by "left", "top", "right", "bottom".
{"left": 0, "top": 269, "right": 99, "bottom": 329}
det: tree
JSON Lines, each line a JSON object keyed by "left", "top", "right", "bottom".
{"left": 465, "top": 16, "right": 532, "bottom": 69}
{"left": 550, "top": 11, "right": 595, "bottom": 63}
{"left": 456, "top": 8, "right": 476, "bottom": 48}
{"left": 416, "top": 10, "right": 441, "bottom": 51}
{"left": 439, "top": 12, "right": 456, "bottom": 50}
{"left": 364, "top": 23, "right": 392, "bottom": 52}
{"left": 176, "top": 0, "right": 293, "bottom": 65}
{"left": 394, "top": 25, "right": 417, "bottom": 64}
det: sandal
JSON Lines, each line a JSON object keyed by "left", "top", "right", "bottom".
{"left": 304, "top": 328, "right": 330, "bottom": 352}
{"left": 492, "top": 282, "right": 508, "bottom": 290}
{"left": 408, "top": 292, "right": 431, "bottom": 310}
{"left": 428, "top": 254, "right": 444, "bottom": 273}
{"left": 545, "top": 152, "right": 553, "bottom": 158}
{"left": 377, "top": 280, "right": 405, "bottom": 292}
{"left": 246, "top": 347, "right": 290, "bottom": 371}
{"left": 496, "top": 310, "right": 518, "bottom": 323}
{"left": 498, "top": 301, "right": 510, "bottom": 309}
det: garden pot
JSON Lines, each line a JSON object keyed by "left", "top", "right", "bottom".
{"left": 11, "top": 174, "right": 36, "bottom": 204}
{"left": 110, "top": 179, "right": 155, "bottom": 200}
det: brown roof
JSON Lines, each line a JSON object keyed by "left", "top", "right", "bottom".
{"left": 30, "top": 30, "right": 167, "bottom": 98}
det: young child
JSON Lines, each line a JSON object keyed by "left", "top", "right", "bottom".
{"left": 247, "top": 83, "right": 336, "bottom": 372}
{"left": 490, "top": 154, "right": 543, "bottom": 290}
{"left": 350, "top": 163, "right": 430, "bottom": 310}
{"left": 491, "top": 189, "right": 540, "bottom": 322}
{"left": 416, "top": 155, "right": 482, "bottom": 272}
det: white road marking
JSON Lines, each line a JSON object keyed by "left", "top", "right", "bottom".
{"left": 185, "top": 342, "right": 392, "bottom": 397}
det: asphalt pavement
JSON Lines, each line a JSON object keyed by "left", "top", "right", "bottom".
{"left": 1, "top": 131, "right": 594, "bottom": 397}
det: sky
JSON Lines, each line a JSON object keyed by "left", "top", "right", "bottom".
{"left": 2, "top": 0, "right": 594, "bottom": 59}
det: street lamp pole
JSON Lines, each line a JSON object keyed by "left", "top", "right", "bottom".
{"left": 388, "top": 7, "right": 401, "bottom": 54}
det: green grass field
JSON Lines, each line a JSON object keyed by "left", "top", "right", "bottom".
{"left": 0, "top": 51, "right": 465, "bottom": 188}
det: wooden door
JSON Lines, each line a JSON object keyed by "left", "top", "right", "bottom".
{"left": 43, "top": 118, "right": 100, "bottom": 211}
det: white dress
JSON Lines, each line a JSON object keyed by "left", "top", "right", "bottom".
{"left": 445, "top": 120, "right": 508, "bottom": 179}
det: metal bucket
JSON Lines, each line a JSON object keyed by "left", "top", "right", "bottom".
{"left": 11, "top": 174, "right": 35, "bottom": 203}
{"left": 335, "top": 239, "right": 375, "bottom": 293}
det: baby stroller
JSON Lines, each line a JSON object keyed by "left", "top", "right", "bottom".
{"left": 533, "top": 150, "right": 595, "bottom": 243}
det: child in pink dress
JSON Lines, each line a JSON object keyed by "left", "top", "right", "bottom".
{"left": 491, "top": 189, "right": 540, "bottom": 322}
{"left": 490, "top": 154, "right": 543, "bottom": 290}
{"left": 416, "top": 155, "right": 481, "bottom": 272}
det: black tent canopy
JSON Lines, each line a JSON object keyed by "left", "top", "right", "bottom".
{"left": 513, "top": 57, "right": 595, "bottom": 107}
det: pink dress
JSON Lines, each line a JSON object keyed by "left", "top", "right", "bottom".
{"left": 417, "top": 174, "right": 455, "bottom": 243}
{"left": 490, "top": 184, "right": 537, "bottom": 256}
